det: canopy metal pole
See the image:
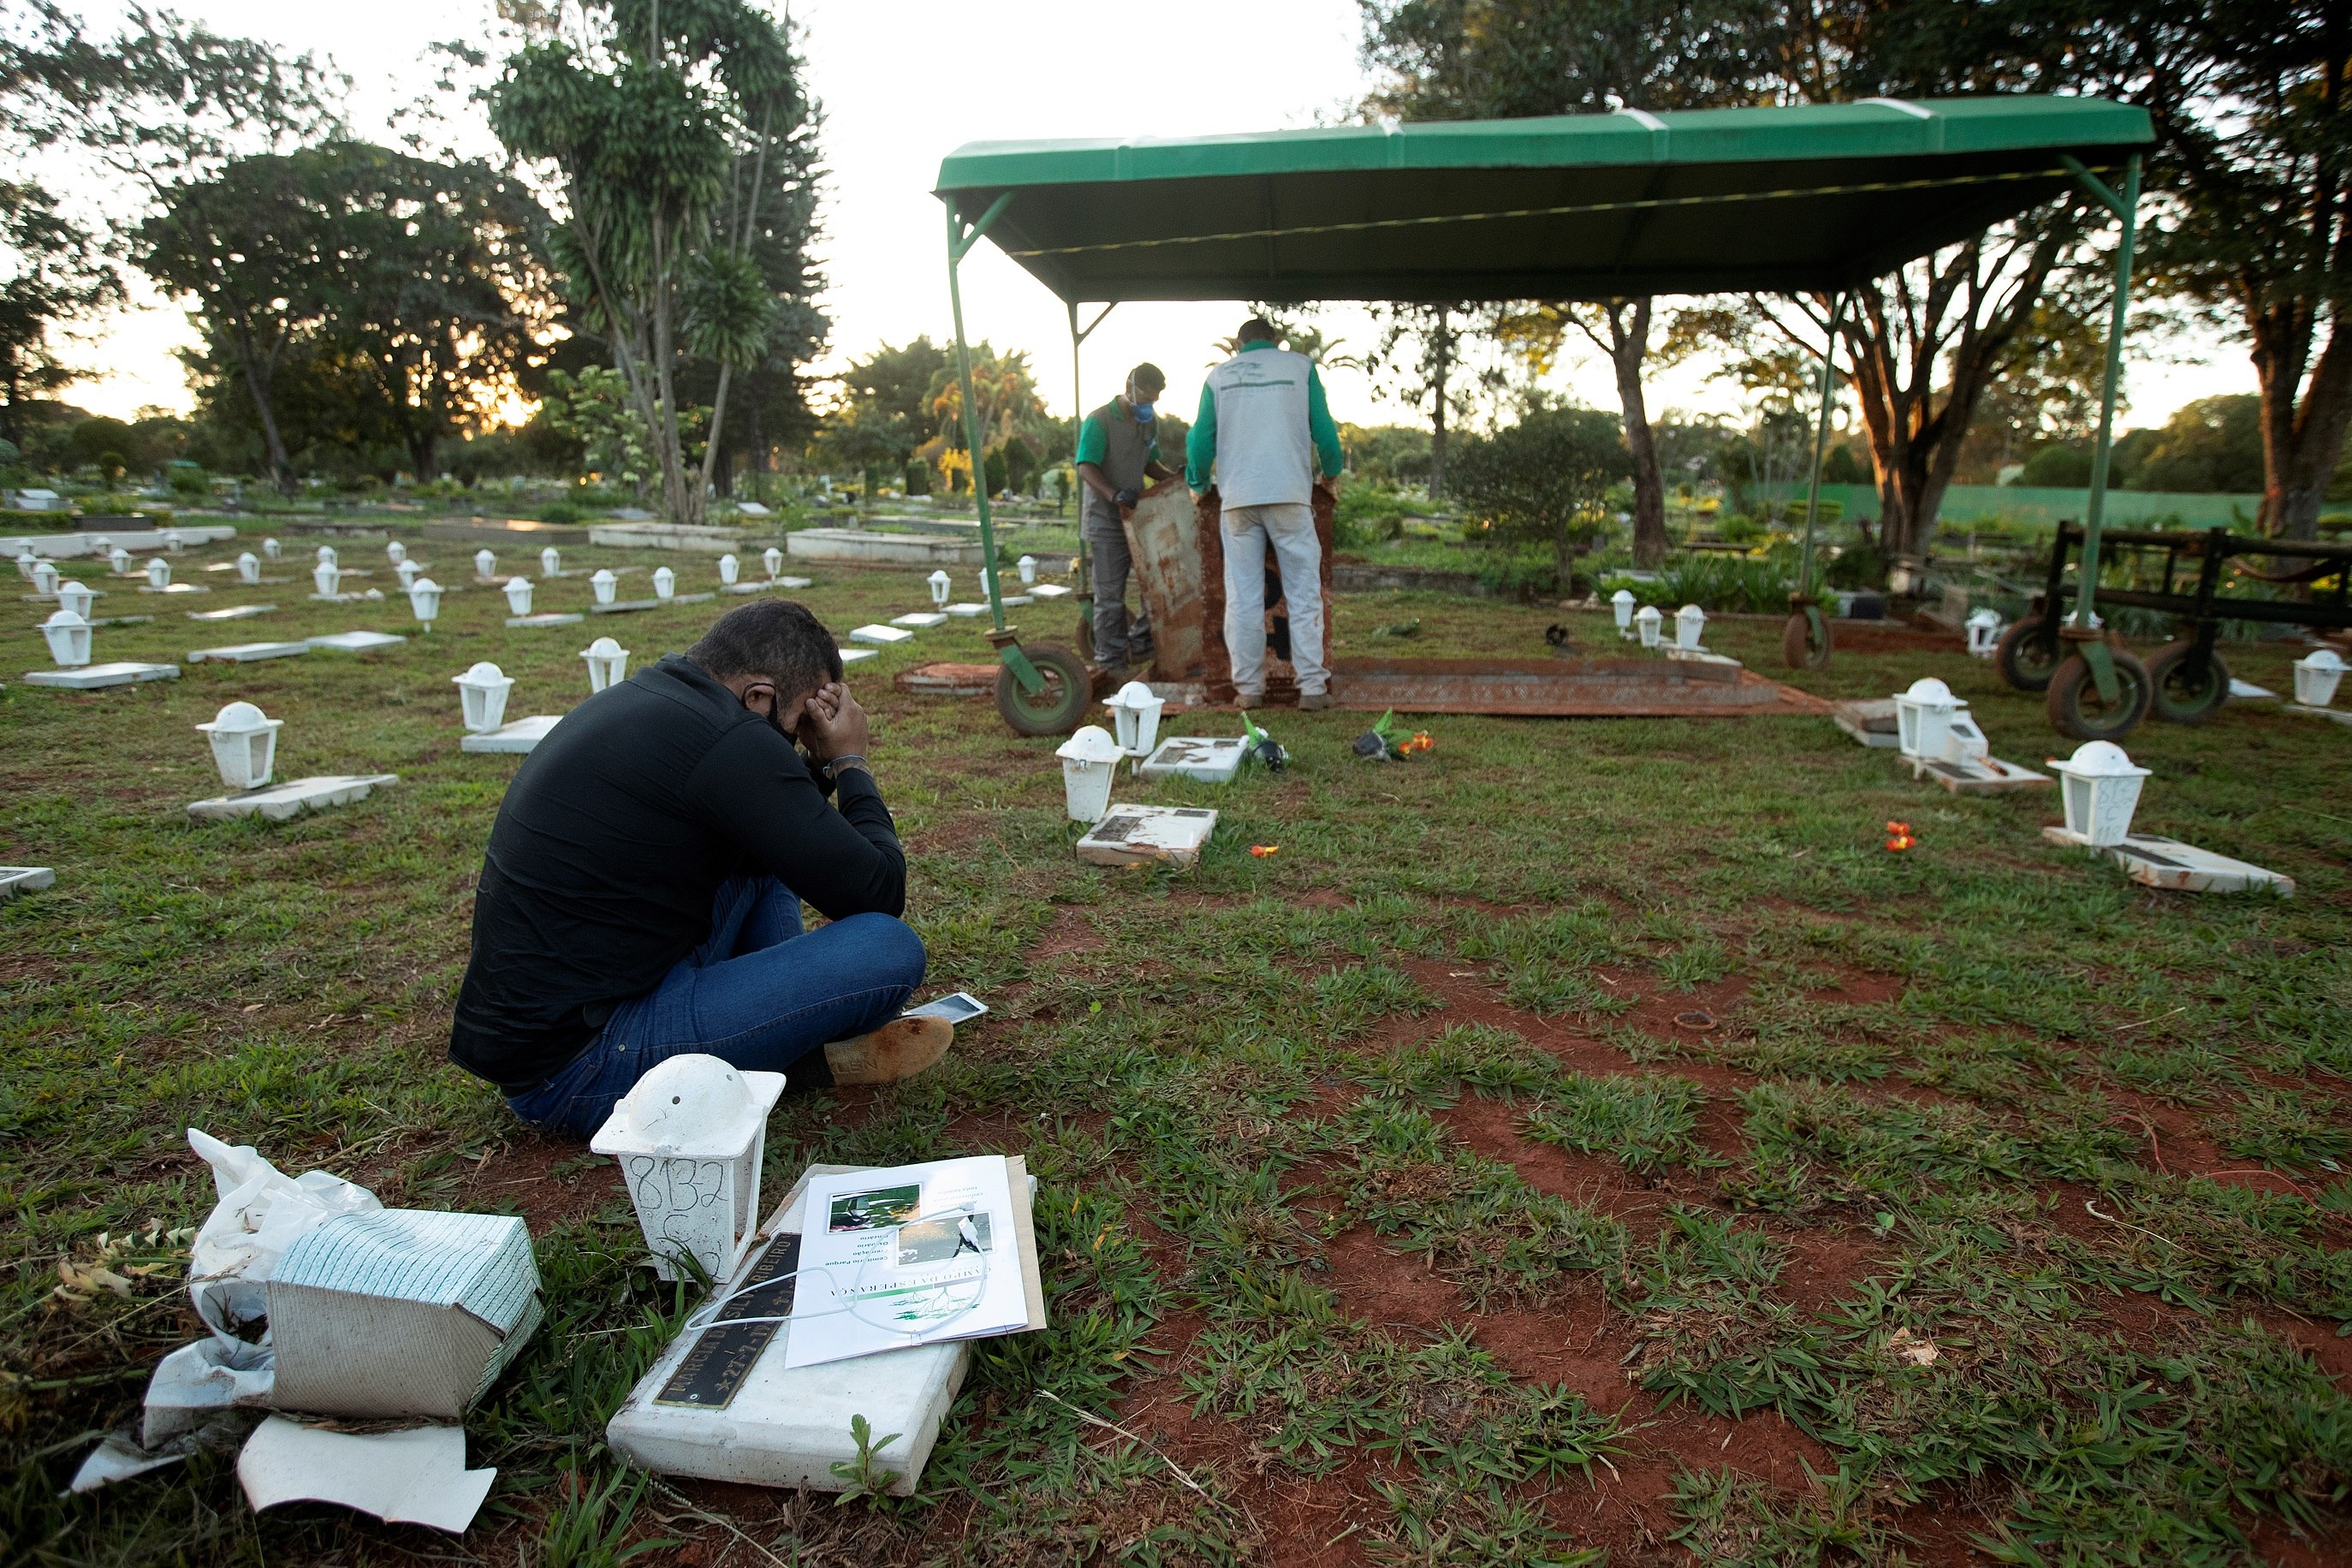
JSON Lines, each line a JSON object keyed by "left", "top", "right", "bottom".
{"left": 1797, "top": 291, "right": 1847, "bottom": 601}
{"left": 2062, "top": 151, "right": 2141, "bottom": 702}
{"left": 947, "top": 193, "right": 1040, "bottom": 690}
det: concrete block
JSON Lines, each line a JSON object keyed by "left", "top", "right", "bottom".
{"left": 188, "top": 604, "right": 276, "bottom": 621}
{"left": 2042, "top": 827, "right": 2296, "bottom": 895}
{"left": 188, "top": 641, "right": 308, "bottom": 664}
{"left": 1076, "top": 804, "right": 1218, "bottom": 868}
{"left": 849, "top": 624, "right": 913, "bottom": 645}
{"left": 840, "top": 648, "right": 876, "bottom": 664}
{"left": 586, "top": 521, "right": 751, "bottom": 552}
{"left": 944, "top": 603, "right": 989, "bottom": 617}
{"left": 998, "top": 593, "right": 1034, "bottom": 608}
{"left": 460, "top": 716, "right": 561, "bottom": 754}
{"left": 778, "top": 576, "right": 812, "bottom": 589}
{"left": 605, "top": 1165, "right": 967, "bottom": 1496}
{"left": 187, "top": 774, "right": 399, "bottom": 822}
{"left": 1830, "top": 698, "right": 1900, "bottom": 748}
{"left": 785, "top": 529, "right": 984, "bottom": 567}
{"left": 1, "top": 866, "right": 56, "bottom": 897}
{"left": 24, "top": 662, "right": 181, "bottom": 690}
{"left": 507, "top": 613, "right": 586, "bottom": 628}
{"left": 890, "top": 613, "right": 947, "bottom": 629}
{"left": 1138, "top": 737, "right": 1247, "bottom": 783}
{"left": 306, "top": 632, "right": 407, "bottom": 653}
{"left": 1906, "top": 753, "right": 2051, "bottom": 795}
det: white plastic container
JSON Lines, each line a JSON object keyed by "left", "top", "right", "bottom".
{"left": 31, "top": 560, "right": 59, "bottom": 595}
{"left": 1675, "top": 603, "right": 1706, "bottom": 650}
{"left": 1056, "top": 725, "right": 1122, "bottom": 823}
{"left": 453, "top": 661, "right": 514, "bottom": 734}
{"left": 2052, "top": 740, "right": 2151, "bottom": 846}
{"left": 1018, "top": 555, "right": 1037, "bottom": 585}
{"left": 40, "top": 607, "right": 92, "bottom": 667}
{"left": 1893, "top": 677, "right": 1964, "bottom": 760}
{"left": 237, "top": 552, "right": 260, "bottom": 585}
{"left": 1635, "top": 604, "right": 1662, "bottom": 649}
{"left": 717, "top": 553, "right": 739, "bottom": 585}
{"left": 1105, "top": 680, "right": 1165, "bottom": 758}
{"left": 581, "top": 635, "right": 630, "bottom": 692}
{"left": 196, "top": 701, "right": 282, "bottom": 791}
{"left": 503, "top": 576, "right": 534, "bottom": 616}
{"left": 312, "top": 561, "right": 340, "bottom": 597}
{"left": 55, "top": 580, "right": 92, "bottom": 618}
{"left": 146, "top": 556, "right": 172, "bottom": 591}
{"left": 928, "top": 568, "right": 952, "bottom": 607}
{"left": 652, "top": 565, "right": 675, "bottom": 602}
{"left": 763, "top": 546, "right": 784, "bottom": 579}
{"left": 540, "top": 545, "right": 561, "bottom": 579}
{"left": 2293, "top": 648, "right": 2345, "bottom": 707}
{"left": 591, "top": 568, "right": 618, "bottom": 606}
{"left": 386, "top": 540, "right": 407, "bottom": 566}
{"left": 474, "top": 548, "right": 497, "bottom": 579}
{"left": 1612, "top": 588, "right": 1636, "bottom": 638}
{"left": 262, "top": 537, "right": 282, "bottom": 561}
{"left": 590, "top": 1054, "right": 787, "bottom": 1283}
{"left": 407, "top": 576, "right": 443, "bottom": 628}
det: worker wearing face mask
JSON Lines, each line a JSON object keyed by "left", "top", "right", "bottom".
{"left": 1074, "top": 363, "right": 1179, "bottom": 680}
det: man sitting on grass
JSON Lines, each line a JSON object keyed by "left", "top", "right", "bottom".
{"left": 448, "top": 599, "right": 949, "bottom": 1138}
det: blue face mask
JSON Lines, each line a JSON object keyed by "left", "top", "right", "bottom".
{"left": 1131, "top": 401, "right": 1155, "bottom": 423}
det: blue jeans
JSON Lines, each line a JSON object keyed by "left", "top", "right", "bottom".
{"left": 507, "top": 876, "right": 926, "bottom": 1139}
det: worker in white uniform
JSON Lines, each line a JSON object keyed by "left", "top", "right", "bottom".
{"left": 1185, "top": 317, "right": 1345, "bottom": 710}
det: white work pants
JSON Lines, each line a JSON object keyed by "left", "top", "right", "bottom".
{"left": 1221, "top": 501, "right": 1327, "bottom": 697}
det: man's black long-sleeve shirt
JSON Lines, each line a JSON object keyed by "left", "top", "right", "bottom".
{"left": 448, "top": 655, "right": 905, "bottom": 1091}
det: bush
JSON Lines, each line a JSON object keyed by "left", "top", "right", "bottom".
{"left": 1333, "top": 481, "right": 1432, "bottom": 549}
{"left": 1601, "top": 552, "right": 1795, "bottom": 615}
{"left": 1449, "top": 406, "right": 1628, "bottom": 581}
{"left": 537, "top": 500, "right": 585, "bottom": 525}
{"left": 1825, "top": 538, "right": 1886, "bottom": 591}
{"left": 1718, "top": 514, "right": 1764, "bottom": 544}
{"left": 903, "top": 459, "right": 930, "bottom": 497}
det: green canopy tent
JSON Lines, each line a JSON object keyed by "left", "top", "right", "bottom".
{"left": 935, "top": 96, "right": 2153, "bottom": 733}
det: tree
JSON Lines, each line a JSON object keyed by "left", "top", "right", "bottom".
{"left": 0, "top": 181, "right": 119, "bottom": 442}
{"left": 2127, "top": 394, "right": 2265, "bottom": 493}
{"left": 490, "top": 0, "right": 823, "bottom": 525}
{"left": 1361, "top": 303, "right": 1487, "bottom": 499}
{"left": 0, "top": 3, "right": 338, "bottom": 480}
{"left": 817, "top": 336, "right": 950, "bottom": 473}
{"left": 924, "top": 342, "right": 1051, "bottom": 467}
{"left": 1449, "top": 404, "right": 1630, "bottom": 582}
{"left": 1359, "top": 0, "right": 1789, "bottom": 556}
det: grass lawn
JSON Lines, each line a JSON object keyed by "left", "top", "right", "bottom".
{"left": 4, "top": 532, "right": 2350, "bottom": 1567}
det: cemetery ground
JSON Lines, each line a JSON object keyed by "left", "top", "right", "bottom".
{"left": 3, "top": 533, "right": 2352, "bottom": 1568}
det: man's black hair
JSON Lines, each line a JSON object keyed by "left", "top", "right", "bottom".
{"left": 686, "top": 599, "right": 843, "bottom": 697}
{"left": 1128, "top": 361, "right": 1165, "bottom": 392}
{"left": 1237, "top": 317, "right": 1278, "bottom": 344}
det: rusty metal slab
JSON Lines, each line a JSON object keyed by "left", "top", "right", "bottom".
{"left": 1122, "top": 486, "right": 1207, "bottom": 681}
{"left": 1319, "top": 657, "right": 1833, "bottom": 717}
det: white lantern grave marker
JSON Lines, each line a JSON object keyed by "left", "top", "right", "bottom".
{"left": 474, "top": 548, "right": 497, "bottom": 579}
{"left": 591, "top": 568, "right": 618, "bottom": 606}
{"left": 1965, "top": 608, "right": 2004, "bottom": 658}
{"left": 31, "top": 560, "right": 59, "bottom": 595}
{"left": 1612, "top": 588, "right": 1636, "bottom": 638}
{"left": 237, "top": 552, "right": 260, "bottom": 585}
{"left": 316, "top": 544, "right": 337, "bottom": 569}
{"left": 386, "top": 540, "right": 407, "bottom": 565}
{"left": 1635, "top": 604, "right": 1662, "bottom": 649}
{"left": 55, "top": 580, "right": 92, "bottom": 619}
{"left": 1674, "top": 603, "right": 1706, "bottom": 650}
{"left": 453, "top": 662, "right": 515, "bottom": 734}
{"left": 312, "top": 561, "right": 341, "bottom": 598}
{"left": 581, "top": 636, "right": 630, "bottom": 692}
{"left": 196, "top": 701, "right": 282, "bottom": 791}
{"left": 2051, "top": 740, "right": 2151, "bottom": 846}
{"left": 540, "top": 545, "right": 561, "bottom": 578}
{"left": 2293, "top": 648, "right": 2345, "bottom": 708}
{"left": 109, "top": 546, "right": 133, "bottom": 574}
{"left": 1055, "top": 725, "right": 1122, "bottom": 823}
{"left": 652, "top": 565, "right": 675, "bottom": 602}
{"left": 1018, "top": 555, "right": 1037, "bottom": 585}
{"left": 40, "top": 608, "right": 92, "bottom": 667}
{"left": 407, "top": 576, "right": 443, "bottom": 629}
{"left": 262, "top": 537, "right": 282, "bottom": 561}
{"left": 590, "top": 1054, "right": 786, "bottom": 1283}
{"left": 395, "top": 559, "right": 421, "bottom": 588}
{"left": 927, "top": 568, "right": 952, "bottom": 608}
{"left": 1106, "top": 680, "right": 1164, "bottom": 758}
{"left": 717, "top": 553, "right": 739, "bottom": 585}
{"left": 503, "top": 576, "right": 534, "bottom": 616}
{"left": 146, "top": 556, "right": 172, "bottom": 591}
{"left": 763, "top": 546, "right": 783, "bottom": 579}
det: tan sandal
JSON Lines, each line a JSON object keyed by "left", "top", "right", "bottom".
{"left": 823, "top": 1015, "right": 954, "bottom": 1085}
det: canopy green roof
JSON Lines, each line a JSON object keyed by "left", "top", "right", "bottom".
{"left": 935, "top": 96, "right": 2151, "bottom": 304}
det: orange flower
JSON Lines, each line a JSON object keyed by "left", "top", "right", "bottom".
{"left": 1399, "top": 731, "right": 1435, "bottom": 754}
{"left": 1250, "top": 844, "right": 1280, "bottom": 858}
{"left": 1884, "top": 819, "right": 1915, "bottom": 852}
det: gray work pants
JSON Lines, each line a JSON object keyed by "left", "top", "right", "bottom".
{"left": 1083, "top": 508, "right": 1150, "bottom": 668}
{"left": 1221, "top": 501, "right": 1326, "bottom": 697}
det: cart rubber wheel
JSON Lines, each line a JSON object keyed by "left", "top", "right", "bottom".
{"left": 1074, "top": 609, "right": 1095, "bottom": 663}
{"left": 2144, "top": 640, "right": 2231, "bottom": 725}
{"left": 1994, "top": 619, "right": 2065, "bottom": 692}
{"left": 995, "top": 644, "right": 1090, "bottom": 736}
{"left": 2046, "top": 648, "right": 2153, "bottom": 741}
{"left": 1780, "top": 611, "right": 1832, "bottom": 669}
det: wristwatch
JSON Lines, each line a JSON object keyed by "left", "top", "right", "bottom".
{"left": 824, "top": 754, "right": 870, "bottom": 781}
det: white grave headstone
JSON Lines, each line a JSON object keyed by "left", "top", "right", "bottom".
{"left": 1137, "top": 736, "right": 1247, "bottom": 783}
{"left": 1075, "top": 804, "right": 1219, "bottom": 868}
{"left": 0, "top": 866, "right": 57, "bottom": 898}
{"left": 1030, "top": 583, "right": 1070, "bottom": 599}
{"left": 189, "top": 603, "right": 276, "bottom": 622}
{"left": 590, "top": 1054, "right": 786, "bottom": 1283}
{"left": 187, "top": 773, "right": 397, "bottom": 822}
{"left": 890, "top": 612, "right": 947, "bottom": 628}
{"left": 197, "top": 700, "right": 282, "bottom": 789}
{"left": 187, "top": 641, "right": 307, "bottom": 664}
{"left": 582, "top": 636, "right": 630, "bottom": 692}
{"left": 305, "top": 631, "right": 407, "bottom": 653}
{"left": 24, "top": 661, "right": 180, "bottom": 690}
{"left": 460, "top": 714, "right": 562, "bottom": 753}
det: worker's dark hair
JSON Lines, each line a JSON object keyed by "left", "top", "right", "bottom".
{"left": 1237, "top": 317, "right": 1278, "bottom": 344}
{"left": 1128, "top": 362, "right": 1165, "bottom": 392}
{"left": 686, "top": 599, "right": 842, "bottom": 696}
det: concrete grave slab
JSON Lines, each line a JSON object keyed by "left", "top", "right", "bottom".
{"left": 589, "top": 599, "right": 663, "bottom": 615}
{"left": 1138, "top": 736, "right": 1247, "bottom": 783}
{"left": 667, "top": 591, "right": 716, "bottom": 605}
{"left": 2229, "top": 679, "right": 2278, "bottom": 700}
{"left": 140, "top": 583, "right": 211, "bottom": 595}
{"left": 998, "top": 593, "right": 1034, "bottom": 608}
{"left": 778, "top": 576, "right": 811, "bottom": 588}
{"left": 1906, "top": 753, "right": 2051, "bottom": 795}
{"left": 605, "top": 1165, "right": 968, "bottom": 1496}
{"left": 1, "top": 866, "right": 56, "bottom": 898}
{"left": 507, "top": 612, "right": 585, "bottom": 628}
{"left": 1077, "top": 804, "right": 1218, "bottom": 868}
{"left": 187, "top": 641, "right": 308, "bottom": 664}
{"left": 2042, "top": 826, "right": 2296, "bottom": 895}
{"left": 894, "top": 662, "right": 997, "bottom": 697}
{"left": 944, "top": 603, "right": 989, "bottom": 617}
{"left": 785, "top": 528, "right": 983, "bottom": 567}
{"left": 24, "top": 662, "right": 180, "bottom": 690}
{"left": 1029, "top": 583, "right": 1071, "bottom": 598}
{"left": 89, "top": 615, "right": 154, "bottom": 628}
{"left": 890, "top": 612, "right": 947, "bottom": 628}
{"left": 460, "top": 715, "right": 561, "bottom": 754}
{"left": 719, "top": 579, "right": 782, "bottom": 595}
{"left": 849, "top": 624, "right": 913, "bottom": 645}
{"left": 188, "top": 604, "right": 276, "bottom": 621}
{"left": 305, "top": 631, "right": 407, "bottom": 652}
{"left": 1831, "top": 698, "right": 1901, "bottom": 748}
{"left": 306, "top": 591, "right": 381, "bottom": 604}
{"left": 187, "top": 774, "right": 399, "bottom": 823}
{"left": 1665, "top": 646, "right": 1741, "bottom": 668}
{"left": 2286, "top": 704, "right": 2352, "bottom": 728}
{"left": 839, "top": 648, "right": 876, "bottom": 664}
